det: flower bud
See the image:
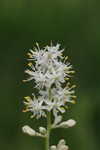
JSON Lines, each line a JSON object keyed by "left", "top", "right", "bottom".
{"left": 59, "top": 119, "right": 76, "bottom": 128}
{"left": 39, "top": 127, "right": 47, "bottom": 135}
{"left": 58, "top": 139, "right": 66, "bottom": 146}
{"left": 59, "top": 145, "right": 69, "bottom": 150}
{"left": 50, "top": 145, "right": 57, "bottom": 150}
{"left": 53, "top": 139, "right": 69, "bottom": 150}
{"left": 22, "top": 125, "right": 36, "bottom": 136}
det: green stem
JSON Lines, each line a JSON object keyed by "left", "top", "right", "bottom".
{"left": 45, "top": 88, "right": 52, "bottom": 150}
{"left": 45, "top": 112, "right": 51, "bottom": 150}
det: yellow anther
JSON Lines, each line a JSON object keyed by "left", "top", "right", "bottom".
{"left": 71, "top": 100, "right": 76, "bottom": 104}
{"left": 22, "top": 109, "right": 28, "bottom": 112}
{"left": 64, "top": 77, "right": 69, "bottom": 81}
{"left": 71, "top": 85, "right": 76, "bottom": 88}
{"left": 24, "top": 96, "right": 31, "bottom": 101}
{"left": 22, "top": 80, "right": 27, "bottom": 82}
{"left": 72, "top": 96, "right": 77, "bottom": 99}
{"left": 28, "top": 62, "right": 32, "bottom": 67}
{"left": 65, "top": 56, "right": 68, "bottom": 60}
{"left": 27, "top": 53, "right": 32, "bottom": 58}
{"left": 60, "top": 107, "right": 65, "bottom": 111}
{"left": 65, "top": 105, "right": 68, "bottom": 109}
{"left": 30, "top": 115, "right": 34, "bottom": 119}
{"left": 70, "top": 71, "right": 75, "bottom": 74}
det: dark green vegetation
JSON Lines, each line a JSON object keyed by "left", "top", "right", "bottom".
{"left": 0, "top": 0, "right": 100, "bottom": 150}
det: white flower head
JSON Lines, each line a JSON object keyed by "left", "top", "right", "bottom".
{"left": 23, "top": 43, "right": 76, "bottom": 120}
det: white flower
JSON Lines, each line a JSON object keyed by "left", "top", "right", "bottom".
{"left": 22, "top": 42, "right": 76, "bottom": 150}
{"left": 45, "top": 99, "right": 65, "bottom": 117}
{"left": 23, "top": 43, "right": 76, "bottom": 119}
{"left": 23, "top": 96, "right": 46, "bottom": 119}
{"left": 50, "top": 85, "right": 76, "bottom": 105}
{"left": 25, "top": 44, "right": 74, "bottom": 87}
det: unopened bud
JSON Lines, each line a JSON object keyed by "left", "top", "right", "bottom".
{"left": 50, "top": 145, "right": 57, "bottom": 150}
{"left": 58, "top": 119, "right": 76, "bottom": 128}
{"left": 58, "top": 139, "right": 66, "bottom": 146}
{"left": 22, "top": 125, "right": 36, "bottom": 136}
{"left": 55, "top": 139, "right": 69, "bottom": 150}
{"left": 60, "top": 145, "right": 69, "bottom": 150}
{"left": 39, "top": 127, "right": 47, "bottom": 135}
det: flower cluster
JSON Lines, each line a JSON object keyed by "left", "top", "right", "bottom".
{"left": 22, "top": 42, "right": 77, "bottom": 150}
{"left": 23, "top": 43, "right": 76, "bottom": 120}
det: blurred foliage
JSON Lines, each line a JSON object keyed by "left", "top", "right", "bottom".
{"left": 0, "top": 0, "right": 100, "bottom": 150}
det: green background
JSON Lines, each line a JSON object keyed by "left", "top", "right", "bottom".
{"left": 0, "top": 0, "right": 100, "bottom": 150}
